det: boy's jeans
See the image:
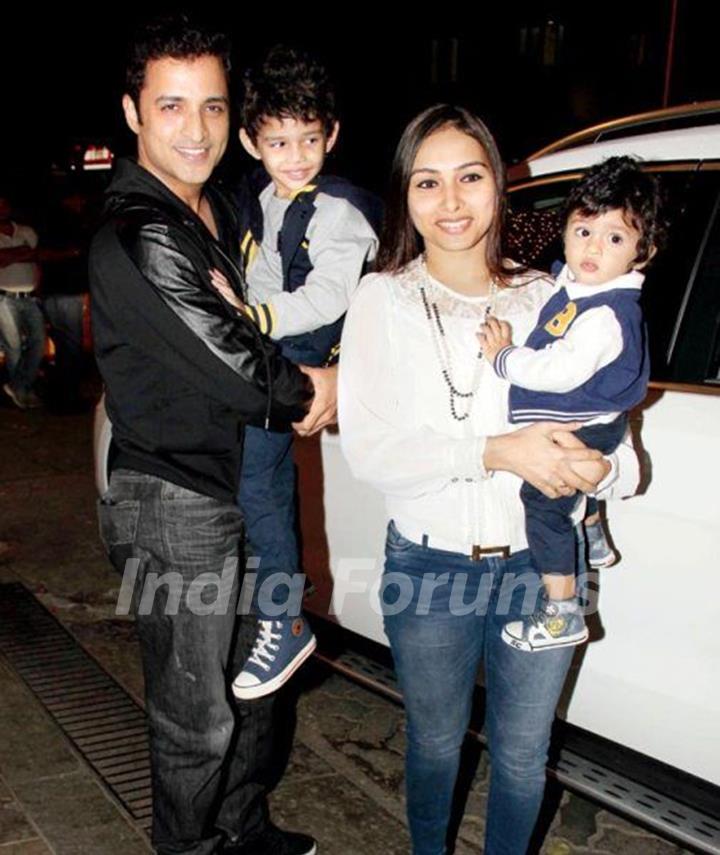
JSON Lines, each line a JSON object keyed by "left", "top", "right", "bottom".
{"left": 98, "top": 469, "right": 272, "bottom": 855}
{"left": 382, "top": 521, "right": 574, "bottom": 855}
{"left": 522, "top": 415, "right": 628, "bottom": 574}
{"left": 0, "top": 292, "right": 46, "bottom": 394}
{"left": 237, "top": 426, "right": 300, "bottom": 618}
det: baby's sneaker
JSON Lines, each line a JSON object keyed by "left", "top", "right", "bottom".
{"left": 502, "top": 597, "right": 589, "bottom": 652}
{"left": 232, "top": 615, "right": 316, "bottom": 700}
{"left": 585, "top": 518, "right": 618, "bottom": 568}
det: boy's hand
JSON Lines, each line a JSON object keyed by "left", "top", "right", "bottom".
{"left": 209, "top": 268, "right": 245, "bottom": 312}
{"left": 477, "top": 315, "right": 512, "bottom": 362}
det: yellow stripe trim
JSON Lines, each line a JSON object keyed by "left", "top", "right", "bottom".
{"left": 240, "top": 230, "right": 253, "bottom": 253}
{"left": 289, "top": 183, "right": 318, "bottom": 201}
{"left": 246, "top": 240, "right": 259, "bottom": 270}
{"left": 257, "top": 302, "right": 277, "bottom": 336}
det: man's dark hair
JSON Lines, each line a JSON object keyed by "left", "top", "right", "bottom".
{"left": 241, "top": 45, "right": 337, "bottom": 141}
{"left": 564, "top": 156, "right": 667, "bottom": 265}
{"left": 125, "top": 13, "right": 231, "bottom": 110}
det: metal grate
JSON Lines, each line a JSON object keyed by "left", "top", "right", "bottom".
{"left": 0, "top": 583, "right": 152, "bottom": 833}
{"left": 320, "top": 647, "right": 720, "bottom": 854}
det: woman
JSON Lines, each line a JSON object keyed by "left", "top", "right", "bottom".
{"left": 338, "top": 105, "right": 635, "bottom": 855}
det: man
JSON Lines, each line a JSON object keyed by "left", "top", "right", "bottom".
{"left": 0, "top": 193, "right": 45, "bottom": 409}
{"left": 91, "top": 14, "right": 334, "bottom": 855}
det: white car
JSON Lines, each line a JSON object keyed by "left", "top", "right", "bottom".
{"left": 95, "top": 102, "right": 720, "bottom": 852}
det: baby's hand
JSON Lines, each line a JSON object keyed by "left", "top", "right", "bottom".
{"left": 477, "top": 315, "right": 513, "bottom": 362}
{"left": 209, "top": 268, "right": 245, "bottom": 311}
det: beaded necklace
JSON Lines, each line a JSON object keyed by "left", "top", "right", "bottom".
{"left": 419, "top": 267, "right": 497, "bottom": 422}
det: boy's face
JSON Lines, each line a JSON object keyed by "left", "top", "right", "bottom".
{"left": 564, "top": 208, "right": 649, "bottom": 285}
{"left": 239, "top": 116, "right": 339, "bottom": 199}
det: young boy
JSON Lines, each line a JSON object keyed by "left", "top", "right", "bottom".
{"left": 479, "top": 156, "right": 665, "bottom": 652}
{"left": 212, "top": 46, "right": 379, "bottom": 697}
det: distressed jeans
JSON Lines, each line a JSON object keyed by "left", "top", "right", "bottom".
{"left": 0, "top": 292, "right": 45, "bottom": 394}
{"left": 382, "top": 522, "right": 574, "bottom": 855}
{"left": 98, "top": 469, "right": 272, "bottom": 855}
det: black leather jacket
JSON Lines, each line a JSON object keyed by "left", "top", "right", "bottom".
{"left": 90, "top": 159, "right": 311, "bottom": 502}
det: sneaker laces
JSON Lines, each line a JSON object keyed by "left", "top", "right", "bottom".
{"left": 246, "top": 620, "right": 283, "bottom": 672}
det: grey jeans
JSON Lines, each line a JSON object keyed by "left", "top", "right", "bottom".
{"left": 98, "top": 469, "right": 273, "bottom": 854}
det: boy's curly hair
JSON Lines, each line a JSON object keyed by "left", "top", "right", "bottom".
{"left": 565, "top": 156, "right": 668, "bottom": 265}
{"left": 241, "top": 45, "right": 337, "bottom": 141}
{"left": 125, "top": 14, "right": 231, "bottom": 111}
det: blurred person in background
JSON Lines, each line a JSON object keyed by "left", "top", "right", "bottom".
{"left": 0, "top": 192, "right": 44, "bottom": 408}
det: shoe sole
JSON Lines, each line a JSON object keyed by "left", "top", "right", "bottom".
{"left": 3, "top": 384, "right": 27, "bottom": 409}
{"left": 501, "top": 626, "right": 589, "bottom": 653}
{"left": 588, "top": 553, "right": 618, "bottom": 569}
{"left": 232, "top": 636, "right": 317, "bottom": 701}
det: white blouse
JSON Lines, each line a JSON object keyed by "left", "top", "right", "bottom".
{"left": 338, "top": 256, "right": 638, "bottom": 556}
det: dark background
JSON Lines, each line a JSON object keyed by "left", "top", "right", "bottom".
{"left": 1, "top": 0, "right": 717, "bottom": 208}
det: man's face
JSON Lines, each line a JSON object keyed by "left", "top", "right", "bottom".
{"left": 240, "top": 117, "right": 339, "bottom": 199}
{"left": 122, "top": 54, "right": 229, "bottom": 200}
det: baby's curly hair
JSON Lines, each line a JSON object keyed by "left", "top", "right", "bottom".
{"left": 565, "top": 156, "right": 667, "bottom": 265}
{"left": 241, "top": 45, "right": 337, "bottom": 141}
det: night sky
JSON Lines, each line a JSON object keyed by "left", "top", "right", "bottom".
{"left": 1, "top": 1, "right": 718, "bottom": 203}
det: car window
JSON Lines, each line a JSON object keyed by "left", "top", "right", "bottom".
{"left": 507, "top": 167, "right": 720, "bottom": 386}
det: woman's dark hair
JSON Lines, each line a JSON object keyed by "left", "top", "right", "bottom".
{"left": 564, "top": 156, "right": 667, "bottom": 264}
{"left": 125, "top": 14, "right": 231, "bottom": 112}
{"left": 376, "top": 104, "right": 513, "bottom": 280}
{"left": 241, "top": 45, "right": 337, "bottom": 141}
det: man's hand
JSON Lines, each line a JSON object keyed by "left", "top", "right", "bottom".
{"left": 293, "top": 364, "right": 338, "bottom": 437}
{"left": 484, "top": 421, "right": 606, "bottom": 499}
{"left": 477, "top": 315, "right": 512, "bottom": 363}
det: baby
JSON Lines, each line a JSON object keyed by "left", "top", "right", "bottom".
{"left": 479, "top": 156, "right": 665, "bottom": 652}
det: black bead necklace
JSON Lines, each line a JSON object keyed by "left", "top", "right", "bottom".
{"left": 419, "top": 277, "right": 496, "bottom": 421}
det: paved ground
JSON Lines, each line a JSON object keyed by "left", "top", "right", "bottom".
{"left": 0, "top": 400, "right": 693, "bottom": 854}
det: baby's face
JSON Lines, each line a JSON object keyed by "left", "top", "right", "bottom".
{"left": 564, "top": 208, "right": 642, "bottom": 285}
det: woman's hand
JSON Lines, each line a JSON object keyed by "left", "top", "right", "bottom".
{"left": 209, "top": 268, "right": 245, "bottom": 312}
{"left": 484, "top": 422, "right": 609, "bottom": 499}
{"left": 477, "top": 315, "right": 512, "bottom": 362}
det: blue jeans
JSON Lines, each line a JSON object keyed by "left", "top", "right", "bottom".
{"left": 382, "top": 522, "right": 574, "bottom": 855}
{"left": 0, "top": 292, "right": 45, "bottom": 394}
{"left": 43, "top": 293, "right": 85, "bottom": 401}
{"left": 237, "top": 426, "right": 299, "bottom": 617}
{"left": 98, "top": 469, "right": 273, "bottom": 854}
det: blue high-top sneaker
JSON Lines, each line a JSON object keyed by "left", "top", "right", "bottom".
{"left": 232, "top": 615, "right": 316, "bottom": 700}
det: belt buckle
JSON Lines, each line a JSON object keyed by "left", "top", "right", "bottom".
{"left": 471, "top": 544, "right": 511, "bottom": 561}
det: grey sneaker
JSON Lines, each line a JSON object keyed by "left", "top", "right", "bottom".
{"left": 585, "top": 519, "right": 617, "bottom": 568}
{"left": 3, "top": 384, "right": 42, "bottom": 409}
{"left": 502, "top": 598, "right": 589, "bottom": 652}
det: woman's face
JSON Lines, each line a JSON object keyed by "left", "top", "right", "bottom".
{"left": 407, "top": 124, "right": 498, "bottom": 261}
